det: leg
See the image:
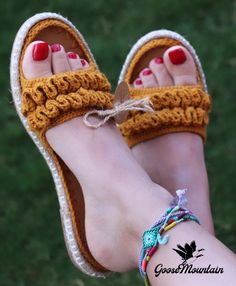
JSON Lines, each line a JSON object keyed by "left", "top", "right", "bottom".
{"left": 43, "top": 117, "right": 236, "bottom": 284}
{"left": 47, "top": 119, "right": 236, "bottom": 284}
{"left": 132, "top": 46, "right": 214, "bottom": 234}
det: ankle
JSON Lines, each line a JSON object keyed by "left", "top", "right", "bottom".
{"left": 124, "top": 183, "right": 173, "bottom": 265}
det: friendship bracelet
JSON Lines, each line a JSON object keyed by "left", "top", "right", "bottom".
{"left": 139, "top": 189, "right": 200, "bottom": 286}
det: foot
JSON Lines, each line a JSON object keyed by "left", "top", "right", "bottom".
{"left": 22, "top": 41, "right": 172, "bottom": 271}
{"left": 132, "top": 45, "right": 214, "bottom": 234}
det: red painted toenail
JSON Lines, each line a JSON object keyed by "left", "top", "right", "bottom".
{"left": 51, "top": 44, "right": 61, "bottom": 52}
{"left": 168, "top": 48, "right": 187, "bottom": 65}
{"left": 135, "top": 79, "right": 143, "bottom": 85}
{"left": 32, "top": 43, "right": 49, "bottom": 61}
{"left": 68, "top": 52, "right": 77, "bottom": 59}
{"left": 81, "top": 59, "right": 86, "bottom": 66}
{"left": 142, "top": 68, "right": 152, "bottom": 76}
{"left": 154, "top": 57, "right": 164, "bottom": 64}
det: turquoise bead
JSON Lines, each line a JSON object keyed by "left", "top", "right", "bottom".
{"left": 142, "top": 228, "right": 158, "bottom": 250}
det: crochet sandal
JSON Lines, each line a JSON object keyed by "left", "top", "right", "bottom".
{"left": 117, "top": 30, "right": 211, "bottom": 147}
{"left": 10, "top": 13, "right": 113, "bottom": 277}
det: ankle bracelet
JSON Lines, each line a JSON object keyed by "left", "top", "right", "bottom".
{"left": 139, "top": 189, "right": 200, "bottom": 286}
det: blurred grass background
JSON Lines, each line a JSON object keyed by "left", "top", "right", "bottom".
{"left": 0, "top": 0, "right": 236, "bottom": 285}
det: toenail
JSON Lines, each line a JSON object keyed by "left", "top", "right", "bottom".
{"left": 68, "top": 52, "right": 77, "bottom": 59}
{"left": 135, "top": 79, "right": 143, "bottom": 85}
{"left": 32, "top": 42, "right": 49, "bottom": 61}
{"left": 168, "top": 48, "right": 187, "bottom": 65}
{"left": 142, "top": 68, "right": 152, "bottom": 76}
{"left": 81, "top": 59, "right": 86, "bottom": 66}
{"left": 154, "top": 57, "right": 164, "bottom": 64}
{"left": 51, "top": 44, "right": 61, "bottom": 53}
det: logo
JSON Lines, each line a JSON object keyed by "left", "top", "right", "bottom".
{"left": 154, "top": 241, "right": 224, "bottom": 277}
{"left": 173, "top": 240, "right": 205, "bottom": 264}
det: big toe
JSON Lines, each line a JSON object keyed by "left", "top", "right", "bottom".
{"left": 22, "top": 41, "right": 52, "bottom": 79}
{"left": 163, "top": 46, "right": 197, "bottom": 86}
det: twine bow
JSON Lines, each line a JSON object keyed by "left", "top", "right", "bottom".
{"left": 83, "top": 81, "right": 154, "bottom": 128}
{"left": 83, "top": 97, "right": 154, "bottom": 128}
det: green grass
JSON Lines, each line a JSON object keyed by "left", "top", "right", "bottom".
{"left": 0, "top": 0, "right": 236, "bottom": 285}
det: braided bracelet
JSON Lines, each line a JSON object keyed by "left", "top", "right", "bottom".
{"left": 139, "top": 189, "right": 200, "bottom": 286}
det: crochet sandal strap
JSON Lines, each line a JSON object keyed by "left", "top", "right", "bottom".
{"left": 118, "top": 31, "right": 212, "bottom": 148}
{"left": 21, "top": 67, "right": 113, "bottom": 134}
{"left": 119, "top": 85, "right": 211, "bottom": 147}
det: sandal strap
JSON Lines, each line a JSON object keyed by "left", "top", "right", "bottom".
{"left": 128, "top": 85, "right": 211, "bottom": 111}
{"left": 119, "top": 85, "right": 211, "bottom": 146}
{"left": 21, "top": 67, "right": 113, "bottom": 132}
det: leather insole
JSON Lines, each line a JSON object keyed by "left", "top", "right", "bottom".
{"left": 35, "top": 26, "right": 87, "bottom": 59}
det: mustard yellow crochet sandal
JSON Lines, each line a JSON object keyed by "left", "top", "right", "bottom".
{"left": 10, "top": 13, "right": 113, "bottom": 277}
{"left": 118, "top": 30, "right": 211, "bottom": 147}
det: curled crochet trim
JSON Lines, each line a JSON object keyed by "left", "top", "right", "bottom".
{"left": 21, "top": 68, "right": 113, "bottom": 132}
{"left": 26, "top": 88, "right": 113, "bottom": 132}
{"left": 129, "top": 85, "right": 211, "bottom": 112}
{"left": 120, "top": 106, "right": 209, "bottom": 137}
{"left": 22, "top": 68, "right": 111, "bottom": 115}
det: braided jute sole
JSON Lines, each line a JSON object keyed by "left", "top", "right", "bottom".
{"left": 10, "top": 12, "right": 109, "bottom": 278}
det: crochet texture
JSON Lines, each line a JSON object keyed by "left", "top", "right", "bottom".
{"left": 119, "top": 85, "right": 211, "bottom": 147}
{"left": 21, "top": 66, "right": 113, "bottom": 133}
{"left": 118, "top": 36, "right": 211, "bottom": 147}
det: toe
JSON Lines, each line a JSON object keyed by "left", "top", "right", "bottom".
{"left": 80, "top": 59, "right": 89, "bottom": 69}
{"left": 133, "top": 77, "right": 144, "bottom": 88}
{"left": 149, "top": 57, "right": 173, "bottom": 86}
{"left": 51, "top": 44, "right": 71, "bottom": 74}
{"left": 67, "top": 52, "right": 83, "bottom": 70}
{"left": 163, "top": 46, "right": 197, "bottom": 85}
{"left": 139, "top": 68, "right": 158, "bottom": 88}
{"left": 22, "top": 41, "right": 52, "bottom": 79}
